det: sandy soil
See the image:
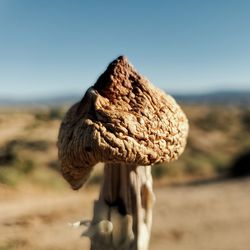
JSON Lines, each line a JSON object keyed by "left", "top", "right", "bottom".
{"left": 1, "top": 178, "right": 250, "bottom": 250}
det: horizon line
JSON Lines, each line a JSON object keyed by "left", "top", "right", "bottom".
{"left": 1, "top": 88, "right": 250, "bottom": 101}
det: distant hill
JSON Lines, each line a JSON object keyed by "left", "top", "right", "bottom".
{"left": 0, "top": 90, "right": 250, "bottom": 107}
{"left": 174, "top": 90, "right": 250, "bottom": 106}
{"left": 0, "top": 94, "right": 80, "bottom": 107}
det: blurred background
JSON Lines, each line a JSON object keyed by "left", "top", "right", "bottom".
{"left": 0, "top": 1, "right": 250, "bottom": 250}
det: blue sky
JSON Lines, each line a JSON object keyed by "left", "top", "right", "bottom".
{"left": 0, "top": 0, "right": 250, "bottom": 98}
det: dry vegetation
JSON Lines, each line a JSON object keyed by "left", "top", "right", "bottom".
{"left": 0, "top": 104, "right": 250, "bottom": 250}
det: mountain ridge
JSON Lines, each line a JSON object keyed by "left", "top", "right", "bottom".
{"left": 0, "top": 90, "right": 250, "bottom": 107}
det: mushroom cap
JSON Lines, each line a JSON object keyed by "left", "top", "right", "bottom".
{"left": 58, "top": 56, "right": 188, "bottom": 189}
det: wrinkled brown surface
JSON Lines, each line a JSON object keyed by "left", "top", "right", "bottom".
{"left": 57, "top": 56, "right": 188, "bottom": 189}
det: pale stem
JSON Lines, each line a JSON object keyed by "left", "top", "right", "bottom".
{"left": 88, "top": 163, "right": 155, "bottom": 250}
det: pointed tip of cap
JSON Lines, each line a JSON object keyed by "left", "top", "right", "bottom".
{"left": 110, "top": 55, "right": 129, "bottom": 66}
{"left": 116, "top": 55, "right": 128, "bottom": 62}
{"left": 94, "top": 55, "right": 133, "bottom": 94}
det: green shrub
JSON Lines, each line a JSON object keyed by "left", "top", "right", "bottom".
{"left": 195, "top": 109, "right": 236, "bottom": 132}
{"left": 0, "top": 139, "right": 50, "bottom": 167}
{"left": 152, "top": 164, "right": 167, "bottom": 179}
{"left": 17, "top": 159, "right": 34, "bottom": 174}
{"left": 48, "top": 160, "right": 60, "bottom": 172}
{"left": 241, "top": 109, "right": 250, "bottom": 132}
{"left": 88, "top": 173, "right": 102, "bottom": 185}
{"left": 174, "top": 153, "right": 215, "bottom": 177}
{"left": 34, "top": 107, "right": 65, "bottom": 121}
{"left": 0, "top": 159, "right": 34, "bottom": 185}
{"left": 0, "top": 139, "right": 35, "bottom": 185}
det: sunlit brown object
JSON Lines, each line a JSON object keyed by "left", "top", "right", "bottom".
{"left": 58, "top": 56, "right": 188, "bottom": 250}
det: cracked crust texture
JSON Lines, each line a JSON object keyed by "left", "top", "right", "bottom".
{"left": 57, "top": 56, "right": 189, "bottom": 189}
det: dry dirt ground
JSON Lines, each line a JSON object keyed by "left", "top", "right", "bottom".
{"left": 0, "top": 178, "right": 250, "bottom": 250}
